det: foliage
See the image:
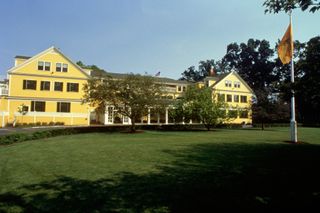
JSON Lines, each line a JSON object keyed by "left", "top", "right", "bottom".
{"left": 17, "top": 103, "right": 28, "bottom": 115}
{"left": 294, "top": 36, "right": 320, "bottom": 124}
{"left": 222, "top": 39, "right": 276, "bottom": 97}
{"left": 263, "top": 0, "right": 320, "bottom": 13}
{"left": 83, "top": 73, "right": 168, "bottom": 132}
{"left": 180, "top": 59, "right": 226, "bottom": 82}
{"left": 252, "top": 91, "right": 290, "bottom": 130}
{"left": 221, "top": 39, "right": 293, "bottom": 127}
{"left": 171, "top": 86, "right": 228, "bottom": 130}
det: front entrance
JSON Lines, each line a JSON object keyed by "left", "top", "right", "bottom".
{"left": 105, "top": 106, "right": 130, "bottom": 125}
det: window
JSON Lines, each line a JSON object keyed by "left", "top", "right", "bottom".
{"left": 240, "top": 111, "right": 249, "bottom": 118}
{"left": 23, "top": 80, "right": 37, "bottom": 90}
{"left": 38, "top": 61, "right": 44, "bottom": 70}
{"left": 56, "top": 63, "right": 62, "bottom": 72}
{"left": 38, "top": 61, "right": 50, "bottom": 71}
{"left": 177, "top": 86, "right": 182, "bottom": 92}
{"left": 234, "top": 81, "right": 241, "bottom": 88}
{"left": 45, "top": 62, "right": 51, "bottom": 71}
{"left": 57, "top": 102, "right": 70, "bottom": 113}
{"left": 218, "top": 94, "right": 225, "bottom": 102}
{"left": 234, "top": 95, "right": 239, "bottom": 103}
{"left": 225, "top": 80, "right": 232, "bottom": 87}
{"left": 227, "top": 94, "right": 232, "bottom": 102}
{"left": 54, "top": 82, "right": 63, "bottom": 91}
{"left": 40, "top": 81, "right": 50, "bottom": 91}
{"left": 62, "top": 63, "right": 68, "bottom": 72}
{"left": 241, "top": 95, "right": 247, "bottom": 103}
{"left": 228, "top": 110, "right": 238, "bottom": 118}
{"left": 182, "top": 86, "right": 186, "bottom": 92}
{"left": 31, "top": 101, "right": 46, "bottom": 112}
{"left": 67, "top": 83, "right": 79, "bottom": 92}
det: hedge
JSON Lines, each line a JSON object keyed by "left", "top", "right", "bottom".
{"left": 0, "top": 124, "right": 246, "bottom": 146}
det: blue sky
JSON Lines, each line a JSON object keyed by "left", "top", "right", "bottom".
{"left": 0, "top": 0, "right": 319, "bottom": 80}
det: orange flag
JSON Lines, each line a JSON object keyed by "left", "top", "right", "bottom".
{"left": 278, "top": 23, "right": 293, "bottom": 64}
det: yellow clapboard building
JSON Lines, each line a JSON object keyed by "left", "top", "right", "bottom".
{"left": 0, "top": 47, "right": 254, "bottom": 127}
{"left": 1, "top": 47, "right": 91, "bottom": 127}
{"left": 203, "top": 72, "right": 254, "bottom": 124}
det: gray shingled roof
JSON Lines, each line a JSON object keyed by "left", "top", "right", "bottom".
{"left": 91, "top": 69, "right": 190, "bottom": 84}
{"left": 15, "top": 55, "right": 31, "bottom": 59}
{"left": 209, "top": 73, "right": 229, "bottom": 87}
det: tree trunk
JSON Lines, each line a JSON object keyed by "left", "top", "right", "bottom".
{"left": 204, "top": 123, "right": 211, "bottom": 131}
{"left": 130, "top": 121, "right": 136, "bottom": 133}
{"left": 261, "top": 121, "right": 265, "bottom": 130}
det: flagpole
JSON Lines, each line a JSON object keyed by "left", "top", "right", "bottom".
{"left": 289, "top": 11, "right": 298, "bottom": 143}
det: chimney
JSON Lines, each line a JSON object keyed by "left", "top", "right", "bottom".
{"left": 14, "top": 56, "right": 31, "bottom": 66}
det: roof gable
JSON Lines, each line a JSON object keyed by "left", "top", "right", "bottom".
{"left": 211, "top": 71, "right": 254, "bottom": 93}
{"left": 8, "top": 46, "right": 90, "bottom": 78}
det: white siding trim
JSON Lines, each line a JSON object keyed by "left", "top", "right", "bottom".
{"left": 13, "top": 112, "right": 88, "bottom": 118}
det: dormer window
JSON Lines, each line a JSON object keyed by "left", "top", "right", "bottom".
{"left": 38, "top": 61, "right": 50, "bottom": 71}
{"left": 234, "top": 81, "right": 241, "bottom": 88}
{"left": 38, "top": 61, "right": 44, "bottom": 70}
{"left": 56, "top": 63, "right": 62, "bottom": 72}
{"left": 45, "top": 62, "right": 51, "bottom": 71}
{"left": 225, "top": 80, "right": 232, "bottom": 87}
{"left": 63, "top": 64, "right": 68, "bottom": 72}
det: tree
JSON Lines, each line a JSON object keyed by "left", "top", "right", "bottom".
{"left": 252, "top": 91, "right": 290, "bottom": 130}
{"left": 222, "top": 39, "right": 276, "bottom": 101}
{"left": 294, "top": 36, "right": 320, "bottom": 124}
{"left": 180, "top": 60, "right": 226, "bottom": 82}
{"left": 171, "top": 86, "right": 228, "bottom": 130}
{"left": 263, "top": 0, "right": 320, "bottom": 13}
{"left": 83, "top": 74, "right": 167, "bottom": 132}
{"left": 222, "top": 39, "right": 293, "bottom": 127}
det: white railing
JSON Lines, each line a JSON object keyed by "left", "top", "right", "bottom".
{"left": 164, "top": 87, "right": 176, "bottom": 93}
{"left": 0, "top": 89, "right": 8, "bottom": 96}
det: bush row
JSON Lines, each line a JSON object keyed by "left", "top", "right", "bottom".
{"left": 0, "top": 126, "right": 136, "bottom": 145}
{"left": 8, "top": 122, "right": 65, "bottom": 128}
{"left": 0, "top": 123, "right": 247, "bottom": 146}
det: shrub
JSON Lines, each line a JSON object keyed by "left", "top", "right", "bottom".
{"left": 0, "top": 133, "right": 31, "bottom": 145}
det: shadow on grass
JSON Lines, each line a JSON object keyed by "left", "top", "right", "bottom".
{"left": 1, "top": 142, "right": 320, "bottom": 212}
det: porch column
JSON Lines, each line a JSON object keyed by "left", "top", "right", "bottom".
{"left": 165, "top": 108, "right": 168, "bottom": 124}
{"left": 128, "top": 108, "right": 132, "bottom": 124}
{"left": 1, "top": 112, "right": 4, "bottom": 127}
{"left": 147, "top": 108, "right": 151, "bottom": 125}
{"left": 87, "top": 108, "right": 90, "bottom": 126}
{"left": 104, "top": 106, "right": 109, "bottom": 125}
{"left": 157, "top": 113, "right": 160, "bottom": 124}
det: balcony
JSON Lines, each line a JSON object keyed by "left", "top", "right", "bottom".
{"left": 0, "top": 88, "right": 8, "bottom": 96}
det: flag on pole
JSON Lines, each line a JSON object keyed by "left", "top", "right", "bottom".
{"left": 155, "top": 71, "right": 160, "bottom": 77}
{"left": 278, "top": 23, "right": 293, "bottom": 64}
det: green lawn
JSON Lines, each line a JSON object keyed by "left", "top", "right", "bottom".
{"left": 0, "top": 127, "right": 320, "bottom": 212}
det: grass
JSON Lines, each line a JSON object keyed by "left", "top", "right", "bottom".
{"left": 0, "top": 127, "right": 320, "bottom": 212}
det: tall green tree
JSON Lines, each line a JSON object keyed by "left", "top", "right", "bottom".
{"left": 180, "top": 60, "right": 226, "bottom": 82}
{"left": 171, "top": 86, "right": 228, "bottom": 130}
{"left": 263, "top": 0, "right": 320, "bottom": 13}
{"left": 222, "top": 39, "right": 292, "bottom": 126}
{"left": 83, "top": 74, "right": 167, "bottom": 132}
{"left": 222, "top": 39, "right": 276, "bottom": 100}
{"left": 294, "top": 36, "right": 320, "bottom": 124}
